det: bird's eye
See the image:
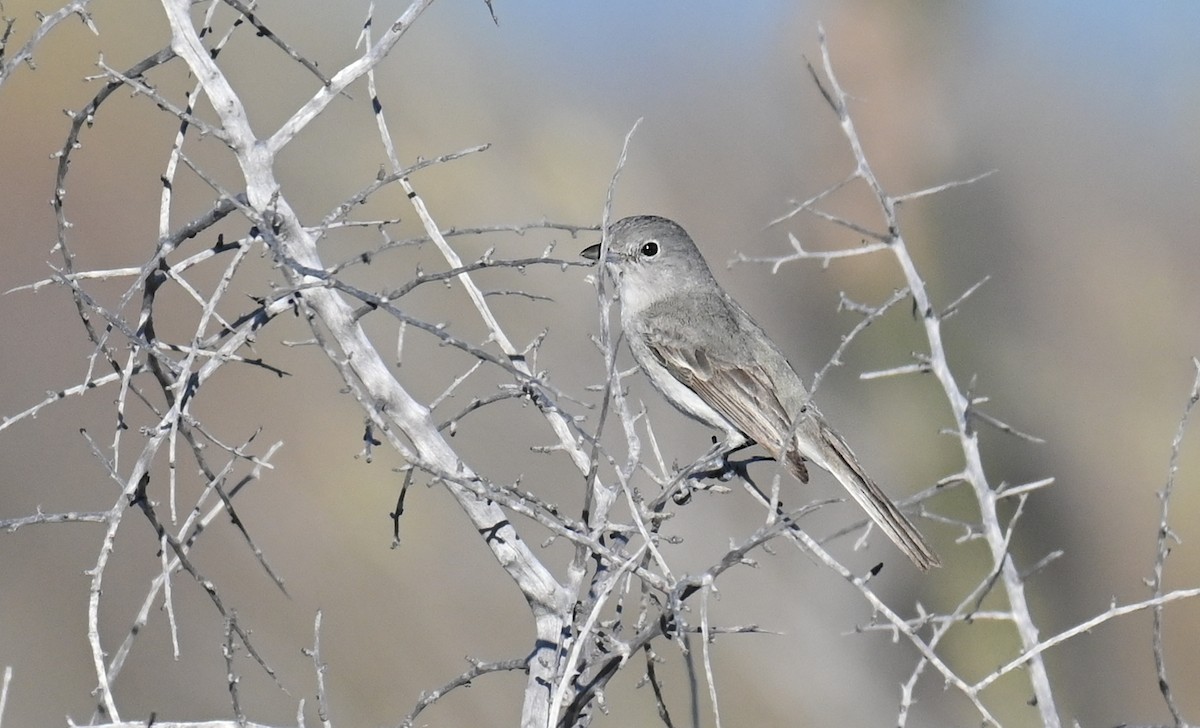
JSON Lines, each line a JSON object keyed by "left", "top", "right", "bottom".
{"left": 640, "top": 240, "right": 659, "bottom": 257}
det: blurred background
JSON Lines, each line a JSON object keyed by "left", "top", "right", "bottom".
{"left": 2, "top": 1, "right": 1200, "bottom": 726}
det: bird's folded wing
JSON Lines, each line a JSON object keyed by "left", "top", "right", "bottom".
{"left": 642, "top": 330, "right": 809, "bottom": 482}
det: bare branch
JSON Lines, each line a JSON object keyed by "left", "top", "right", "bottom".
{"left": 973, "top": 588, "right": 1200, "bottom": 696}
{"left": 401, "top": 656, "right": 529, "bottom": 728}
{"left": 0, "top": 665, "right": 11, "bottom": 728}
{"left": 732, "top": 231, "right": 889, "bottom": 274}
{"left": 1148, "top": 358, "right": 1200, "bottom": 727}
{"left": 892, "top": 169, "right": 997, "bottom": 204}
{"left": 807, "top": 25, "right": 1060, "bottom": 722}
{"left": 0, "top": 0, "right": 97, "bottom": 88}
{"left": 809, "top": 287, "right": 909, "bottom": 398}
{"left": 221, "top": 0, "right": 333, "bottom": 87}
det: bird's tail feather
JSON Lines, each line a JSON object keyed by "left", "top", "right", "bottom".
{"left": 791, "top": 423, "right": 940, "bottom": 571}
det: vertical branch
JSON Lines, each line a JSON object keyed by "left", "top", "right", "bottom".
{"left": 556, "top": 119, "right": 645, "bottom": 725}
{"left": 0, "top": 665, "right": 12, "bottom": 728}
{"left": 811, "top": 26, "right": 1060, "bottom": 725}
{"left": 698, "top": 578, "right": 722, "bottom": 728}
{"left": 1150, "top": 357, "right": 1200, "bottom": 726}
{"left": 307, "top": 611, "right": 333, "bottom": 728}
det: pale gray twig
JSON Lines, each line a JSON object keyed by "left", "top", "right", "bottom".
{"left": 809, "top": 287, "right": 909, "bottom": 398}
{"left": 305, "top": 611, "right": 332, "bottom": 728}
{"left": 400, "top": 656, "right": 529, "bottom": 728}
{"left": 0, "top": 665, "right": 11, "bottom": 728}
{"left": 0, "top": 0, "right": 97, "bottom": 88}
{"left": 1148, "top": 358, "right": 1200, "bottom": 728}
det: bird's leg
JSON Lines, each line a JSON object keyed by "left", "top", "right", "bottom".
{"left": 670, "top": 436, "right": 770, "bottom": 505}
{"left": 670, "top": 437, "right": 738, "bottom": 504}
{"left": 687, "top": 435, "right": 769, "bottom": 483}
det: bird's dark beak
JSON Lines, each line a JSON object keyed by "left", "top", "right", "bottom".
{"left": 580, "top": 243, "right": 602, "bottom": 262}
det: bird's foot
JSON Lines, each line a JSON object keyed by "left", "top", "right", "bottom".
{"left": 686, "top": 448, "right": 771, "bottom": 485}
{"left": 667, "top": 438, "right": 763, "bottom": 504}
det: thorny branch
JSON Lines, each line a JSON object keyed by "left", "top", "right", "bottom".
{"left": 732, "top": 25, "right": 1200, "bottom": 728}
{"left": 4, "top": 5, "right": 1199, "bottom": 728}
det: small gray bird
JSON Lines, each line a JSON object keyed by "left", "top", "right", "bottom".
{"left": 582, "top": 215, "right": 939, "bottom": 570}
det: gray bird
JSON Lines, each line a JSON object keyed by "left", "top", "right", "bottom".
{"left": 582, "top": 215, "right": 939, "bottom": 570}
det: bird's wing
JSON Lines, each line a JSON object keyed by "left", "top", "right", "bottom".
{"left": 640, "top": 326, "right": 809, "bottom": 482}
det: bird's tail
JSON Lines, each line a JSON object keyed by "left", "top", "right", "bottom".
{"left": 791, "top": 420, "right": 940, "bottom": 571}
